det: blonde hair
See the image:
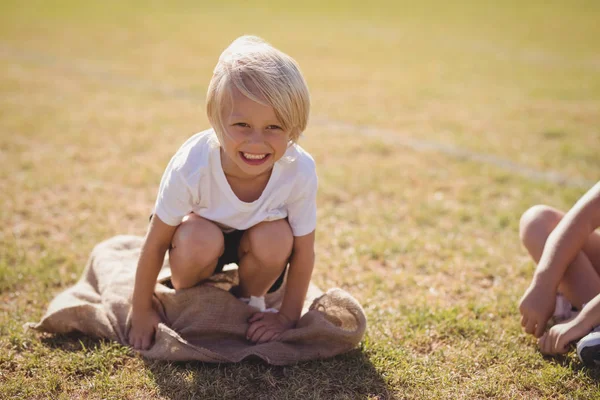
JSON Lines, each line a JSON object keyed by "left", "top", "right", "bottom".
{"left": 206, "top": 35, "right": 310, "bottom": 143}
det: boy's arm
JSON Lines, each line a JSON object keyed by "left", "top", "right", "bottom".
{"left": 246, "top": 231, "right": 315, "bottom": 343}
{"left": 279, "top": 231, "right": 316, "bottom": 323}
{"left": 129, "top": 216, "right": 177, "bottom": 350}
{"left": 520, "top": 181, "right": 600, "bottom": 338}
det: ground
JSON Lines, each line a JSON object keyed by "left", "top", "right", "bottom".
{"left": 1, "top": 0, "right": 599, "bottom": 398}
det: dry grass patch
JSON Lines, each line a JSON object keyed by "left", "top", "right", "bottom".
{"left": 2, "top": 0, "right": 600, "bottom": 398}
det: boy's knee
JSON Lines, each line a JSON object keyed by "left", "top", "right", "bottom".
{"left": 247, "top": 219, "right": 293, "bottom": 266}
{"left": 172, "top": 217, "right": 224, "bottom": 263}
{"left": 519, "top": 205, "right": 562, "bottom": 246}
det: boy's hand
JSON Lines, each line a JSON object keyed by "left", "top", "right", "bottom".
{"left": 519, "top": 283, "right": 556, "bottom": 338}
{"left": 247, "top": 311, "right": 295, "bottom": 344}
{"left": 128, "top": 307, "right": 161, "bottom": 350}
{"left": 538, "top": 317, "right": 589, "bottom": 355}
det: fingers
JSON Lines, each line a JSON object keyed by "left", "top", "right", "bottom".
{"left": 129, "top": 329, "right": 155, "bottom": 351}
{"left": 554, "top": 335, "right": 569, "bottom": 354}
{"left": 247, "top": 321, "right": 270, "bottom": 341}
{"left": 538, "top": 333, "right": 549, "bottom": 354}
{"left": 132, "top": 335, "right": 144, "bottom": 350}
{"left": 534, "top": 319, "right": 546, "bottom": 338}
{"left": 247, "top": 317, "right": 285, "bottom": 343}
{"left": 255, "top": 328, "right": 280, "bottom": 344}
{"left": 247, "top": 322, "right": 265, "bottom": 342}
{"left": 141, "top": 332, "right": 152, "bottom": 350}
{"left": 539, "top": 327, "right": 571, "bottom": 355}
{"left": 138, "top": 334, "right": 152, "bottom": 350}
{"left": 247, "top": 316, "right": 271, "bottom": 336}
{"left": 246, "top": 319, "right": 263, "bottom": 339}
{"left": 248, "top": 312, "right": 265, "bottom": 323}
{"left": 271, "top": 332, "right": 282, "bottom": 342}
{"left": 248, "top": 324, "right": 280, "bottom": 343}
{"left": 128, "top": 332, "right": 140, "bottom": 350}
{"left": 524, "top": 318, "right": 537, "bottom": 336}
{"left": 523, "top": 315, "right": 546, "bottom": 338}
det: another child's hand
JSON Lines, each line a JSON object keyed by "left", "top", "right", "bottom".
{"left": 247, "top": 311, "right": 295, "bottom": 344}
{"left": 519, "top": 283, "right": 556, "bottom": 338}
{"left": 128, "top": 307, "right": 161, "bottom": 350}
{"left": 538, "top": 317, "right": 589, "bottom": 355}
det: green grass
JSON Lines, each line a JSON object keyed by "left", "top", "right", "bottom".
{"left": 1, "top": 0, "right": 600, "bottom": 398}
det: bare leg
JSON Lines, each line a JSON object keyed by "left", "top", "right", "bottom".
{"left": 169, "top": 214, "right": 224, "bottom": 290}
{"left": 520, "top": 205, "right": 600, "bottom": 308}
{"left": 237, "top": 219, "right": 293, "bottom": 298}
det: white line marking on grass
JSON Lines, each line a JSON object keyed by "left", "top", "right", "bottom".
{"left": 311, "top": 118, "right": 595, "bottom": 189}
{"left": 0, "top": 45, "right": 595, "bottom": 190}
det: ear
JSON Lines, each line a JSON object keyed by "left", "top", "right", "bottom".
{"left": 287, "top": 128, "right": 299, "bottom": 145}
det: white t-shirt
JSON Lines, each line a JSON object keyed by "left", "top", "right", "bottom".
{"left": 154, "top": 129, "right": 318, "bottom": 237}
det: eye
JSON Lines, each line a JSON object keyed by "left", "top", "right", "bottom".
{"left": 266, "top": 125, "right": 283, "bottom": 130}
{"left": 233, "top": 122, "right": 250, "bottom": 128}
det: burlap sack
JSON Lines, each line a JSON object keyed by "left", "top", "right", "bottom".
{"left": 26, "top": 235, "right": 367, "bottom": 365}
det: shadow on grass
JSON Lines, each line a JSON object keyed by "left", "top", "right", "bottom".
{"left": 545, "top": 354, "right": 600, "bottom": 381}
{"left": 37, "top": 334, "right": 393, "bottom": 397}
{"left": 574, "top": 365, "right": 600, "bottom": 381}
{"left": 146, "top": 349, "right": 394, "bottom": 399}
{"left": 39, "top": 332, "right": 111, "bottom": 352}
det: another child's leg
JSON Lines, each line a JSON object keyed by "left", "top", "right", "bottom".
{"left": 169, "top": 214, "right": 224, "bottom": 290}
{"left": 237, "top": 219, "right": 293, "bottom": 298}
{"left": 519, "top": 205, "right": 600, "bottom": 308}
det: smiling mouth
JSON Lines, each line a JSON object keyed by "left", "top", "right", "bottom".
{"left": 240, "top": 151, "right": 271, "bottom": 165}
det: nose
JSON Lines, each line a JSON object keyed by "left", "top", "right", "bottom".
{"left": 248, "top": 127, "right": 265, "bottom": 142}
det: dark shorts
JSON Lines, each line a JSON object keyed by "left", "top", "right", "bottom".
{"left": 151, "top": 214, "right": 286, "bottom": 293}
{"left": 217, "top": 229, "right": 286, "bottom": 294}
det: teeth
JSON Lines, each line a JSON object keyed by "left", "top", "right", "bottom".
{"left": 243, "top": 153, "right": 267, "bottom": 160}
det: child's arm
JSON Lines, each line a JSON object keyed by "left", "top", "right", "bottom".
{"left": 128, "top": 216, "right": 177, "bottom": 350}
{"left": 539, "top": 293, "right": 600, "bottom": 355}
{"left": 246, "top": 231, "right": 315, "bottom": 343}
{"left": 279, "top": 231, "right": 316, "bottom": 322}
{"left": 520, "top": 181, "right": 600, "bottom": 338}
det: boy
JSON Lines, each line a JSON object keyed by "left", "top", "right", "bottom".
{"left": 128, "top": 36, "right": 317, "bottom": 350}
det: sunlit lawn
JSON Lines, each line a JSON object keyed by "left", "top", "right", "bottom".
{"left": 1, "top": 0, "right": 599, "bottom": 398}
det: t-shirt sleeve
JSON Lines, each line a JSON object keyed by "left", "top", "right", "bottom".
{"left": 287, "top": 172, "right": 318, "bottom": 237}
{"left": 153, "top": 161, "right": 194, "bottom": 226}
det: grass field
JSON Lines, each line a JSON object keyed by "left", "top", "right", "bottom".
{"left": 1, "top": 0, "right": 599, "bottom": 398}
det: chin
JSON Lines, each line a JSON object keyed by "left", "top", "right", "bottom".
{"left": 242, "top": 163, "right": 272, "bottom": 176}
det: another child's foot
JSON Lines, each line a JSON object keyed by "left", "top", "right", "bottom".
{"left": 553, "top": 293, "right": 575, "bottom": 323}
{"left": 577, "top": 327, "right": 600, "bottom": 366}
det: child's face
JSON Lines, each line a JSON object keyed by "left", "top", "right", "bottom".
{"left": 219, "top": 87, "right": 290, "bottom": 178}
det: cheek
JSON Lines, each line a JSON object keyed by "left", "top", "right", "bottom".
{"left": 270, "top": 134, "right": 290, "bottom": 150}
{"left": 222, "top": 130, "right": 243, "bottom": 147}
